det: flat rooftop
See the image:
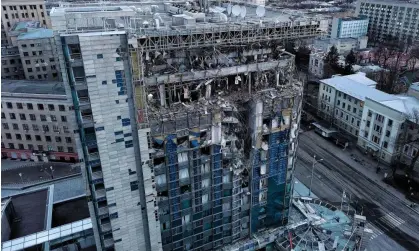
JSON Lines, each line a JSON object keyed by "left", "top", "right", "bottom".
{"left": 10, "top": 21, "right": 41, "bottom": 33}
{"left": 52, "top": 196, "right": 90, "bottom": 227}
{"left": 1, "top": 80, "right": 65, "bottom": 95}
{"left": 17, "top": 29, "right": 54, "bottom": 40}
{"left": 1, "top": 189, "right": 49, "bottom": 241}
{"left": 1, "top": 161, "right": 81, "bottom": 186}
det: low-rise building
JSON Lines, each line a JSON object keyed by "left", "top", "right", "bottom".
{"left": 17, "top": 28, "right": 60, "bottom": 80}
{"left": 1, "top": 80, "right": 78, "bottom": 162}
{"left": 1, "top": 21, "right": 60, "bottom": 81}
{"left": 1, "top": 47, "right": 24, "bottom": 80}
{"left": 318, "top": 73, "right": 419, "bottom": 164}
{"left": 309, "top": 36, "right": 368, "bottom": 78}
{"left": 1, "top": 0, "right": 50, "bottom": 46}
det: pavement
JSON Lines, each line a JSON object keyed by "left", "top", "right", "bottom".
{"left": 1, "top": 160, "right": 81, "bottom": 185}
{"left": 295, "top": 130, "right": 419, "bottom": 251}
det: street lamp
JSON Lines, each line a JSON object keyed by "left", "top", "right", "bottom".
{"left": 309, "top": 154, "right": 323, "bottom": 197}
{"left": 49, "top": 166, "right": 54, "bottom": 179}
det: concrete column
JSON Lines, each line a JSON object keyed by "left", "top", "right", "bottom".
{"left": 159, "top": 84, "right": 166, "bottom": 107}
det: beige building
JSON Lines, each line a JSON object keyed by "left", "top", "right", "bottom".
{"left": 1, "top": 80, "right": 78, "bottom": 163}
{"left": 1, "top": 21, "right": 60, "bottom": 81}
{"left": 1, "top": 0, "right": 50, "bottom": 46}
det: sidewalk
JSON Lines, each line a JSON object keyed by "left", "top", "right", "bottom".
{"left": 302, "top": 130, "right": 419, "bottom": 214}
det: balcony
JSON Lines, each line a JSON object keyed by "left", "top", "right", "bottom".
{"left": 95, "top": 189, "right": 106, "bottom": 200}
{"left": 101, "top": 223, "right": 112, "bottom": 232}
{"left": 74, "top": 77, "right": 87, "bottom": 90}
{"left": 92, "top": 171, "right": 103, "bottom": 184}
{"left": 84, "top": 133, "right": 97, "bottom": 148}
{"left": 103, "top": 238, "right": 114, "bottom": 248}
{"left": 79, "top": 97, "right": 90, "bottom": 107}
{"left": 98, "top": 206, "right": 109, "bottom": 217}
{"left": 89, "top": 152, "right": 100, "bottom": 162}
{"left": 81, "top": 115, "right": 94, "bottom": 127}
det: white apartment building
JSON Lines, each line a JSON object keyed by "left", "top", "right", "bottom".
{"left": 355, "top": 0, "right": 419, "bottom": 42}
{"left": 330, "top": 16, "right": 369, "bottom": 39}
{"left": 358, "top": 96, "right": 419, "bottom": 163}
{"left": 318, "top": 73, "right": 419, "bottom": 164}
{"left": 1, "top": 0, "right": 50, "bottom": 46}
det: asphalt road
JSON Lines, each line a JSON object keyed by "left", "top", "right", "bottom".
{"left": 295, "top": 130, "right": 419, "bottom": 251}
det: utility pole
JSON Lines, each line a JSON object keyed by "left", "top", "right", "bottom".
{"left": 309, "top": 154, "right": 323, "bottom": 196}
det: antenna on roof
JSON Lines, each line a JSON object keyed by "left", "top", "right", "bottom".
{"left": 240, "top": 6, "right": 247, "bottom": 19}
{"left": 232, "top": 5, "right": 241, "bottom": 17}
{"left": 227, "top": 4, "right": 232, "bottom": 15}
{"left": 256, "top": 5, "right": 265, "bottom": 17}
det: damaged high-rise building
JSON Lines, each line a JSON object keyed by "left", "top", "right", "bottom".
{"left": 50, "top": 1, "right": 328, "bottom": 250}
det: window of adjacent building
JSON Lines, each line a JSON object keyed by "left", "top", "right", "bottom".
{"left": 57, "top": 146, "right": 64, "bottom": 152}
{"left": 353, "top": 107, "right": 357, "bottom": 113}
{"left": 6, "top": 102, "right": 13, "bottom": 109}
{"left": 50, "top": 115, "right": 57, "bottom": 122}
{"left": 9, "top": 113, "right": 16, "bottom": 120}
{"left": 5, "top": 133, "right": 12, "bottom": 139}
{"left": 386, "top": 130, "right": 390, "bottom": 137}
{"left": 31, "top": 13, "right": 35, "bottom": 18}
{"left": 68, "top": 147, "right": 74, "bottom": 153}
{"left": 23, "top": 52, "right": 29, "bottom": 56}
{"left": 368, "top": 110, "right": 372, "bottom": 117}
{"left": 65, "top": 137, "right": 72, "bottom": 143}
{"left": 42, "top": 66, "right": 46, "bottom": 71}
{"left": 364, "top": 131, "right": 368, "bottom": 138}
{"left": 8, "top": 143, "right": 15, "bottom": 149}
{"left": 18, "top": 144, "right": 24, "bottom": 150}
{"left": 25, "top": 134, "right": 32, "bottom": 141}
{"left": 388, "top": 119, "right": 393, "bottom": 126}
{"left": 28, "top": 144, "right": 34, "bottom": 150}
{"left": 97, "top": 54, "right": 103, "bottom": 59}
{"left": 48, "top": 104, "right": 55, "bottom": 111}
{"left": 40, "top": 115, "right": 46, "bottom": 121}
{"left": 342, "top": 103, "right": 346, "bottom": 109}
{"left": 29, "top": 114, "right": 36, "bottom": 121}
{"left": 38, "top": 145, "right": 43, "bottom": 151}
{"left": 27, "top": 103, "right": 33, "bottom": 110}
{"left": 32, "top": 52, "right": 36, "bottom": 56}
{"left": 30, "top": 44, "right": 35, "bottom": 47}
{"left": 4, "top": 14, "right": 8, "bottom": 19}
{"left": 38, "top": 104, "right": 44, "bottom": 110}
{"left": 58, "top": 105, "right": 65, "bottom": 111}
{"left": 2, "top": 123, "right": 9, "bottom": 130}
{"left": 412, "top": 148, "right": 418, "bottom": 157}
{"left": 45, "top": 136, "right": 51, "bottom": 142}
{"left": 347, "top": 105, "right": 351, "bottom": 111}
{"left": 52, "top": 73, "right": 58, "bottom": 78}
{"left": 42, "top": 125, "right": 49, "bottom": 132}
{"left": 55, "top": 136, "right": 61, "bottom": 142}
{"left": 33, "top": 125, "right": 39, "bottom": 131}
{"left": 372, "top": 135, "right": 379, "bottom": 144}
{"left": 50, "top": 58, "right": 55, "bottom": 62}
{"left": 36, "top": 67, "right": 40, "bottom": 72}
{"left": 383, "top": 141, "right": 388, "bottom": 148}
{"left": 19, "top": 114, "right": 26, "bottom": 120}
{"left": 61, "top": 116, "right": 67, "bottom": 122}
{"left": 15, "top": 134, "right": 22, "bottom": 140}
{"left": 63, "top": 126, "right": 69, "bottom": 133}
{"left": 22, "top": 124, "right": 29, "bottom": 131}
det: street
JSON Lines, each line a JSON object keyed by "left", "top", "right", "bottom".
{"left": 295, "top": 130, "right": 419, "bottom": 251}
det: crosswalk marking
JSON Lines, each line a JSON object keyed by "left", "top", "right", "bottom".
{"left": 368, "top": 212, "right": 405, "bottom": 241}
{"left": 367, "top": 224, "right": 383, "bottom": 240}
{"left": 380, "top": 212, "right": 405, "bottom": 228}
